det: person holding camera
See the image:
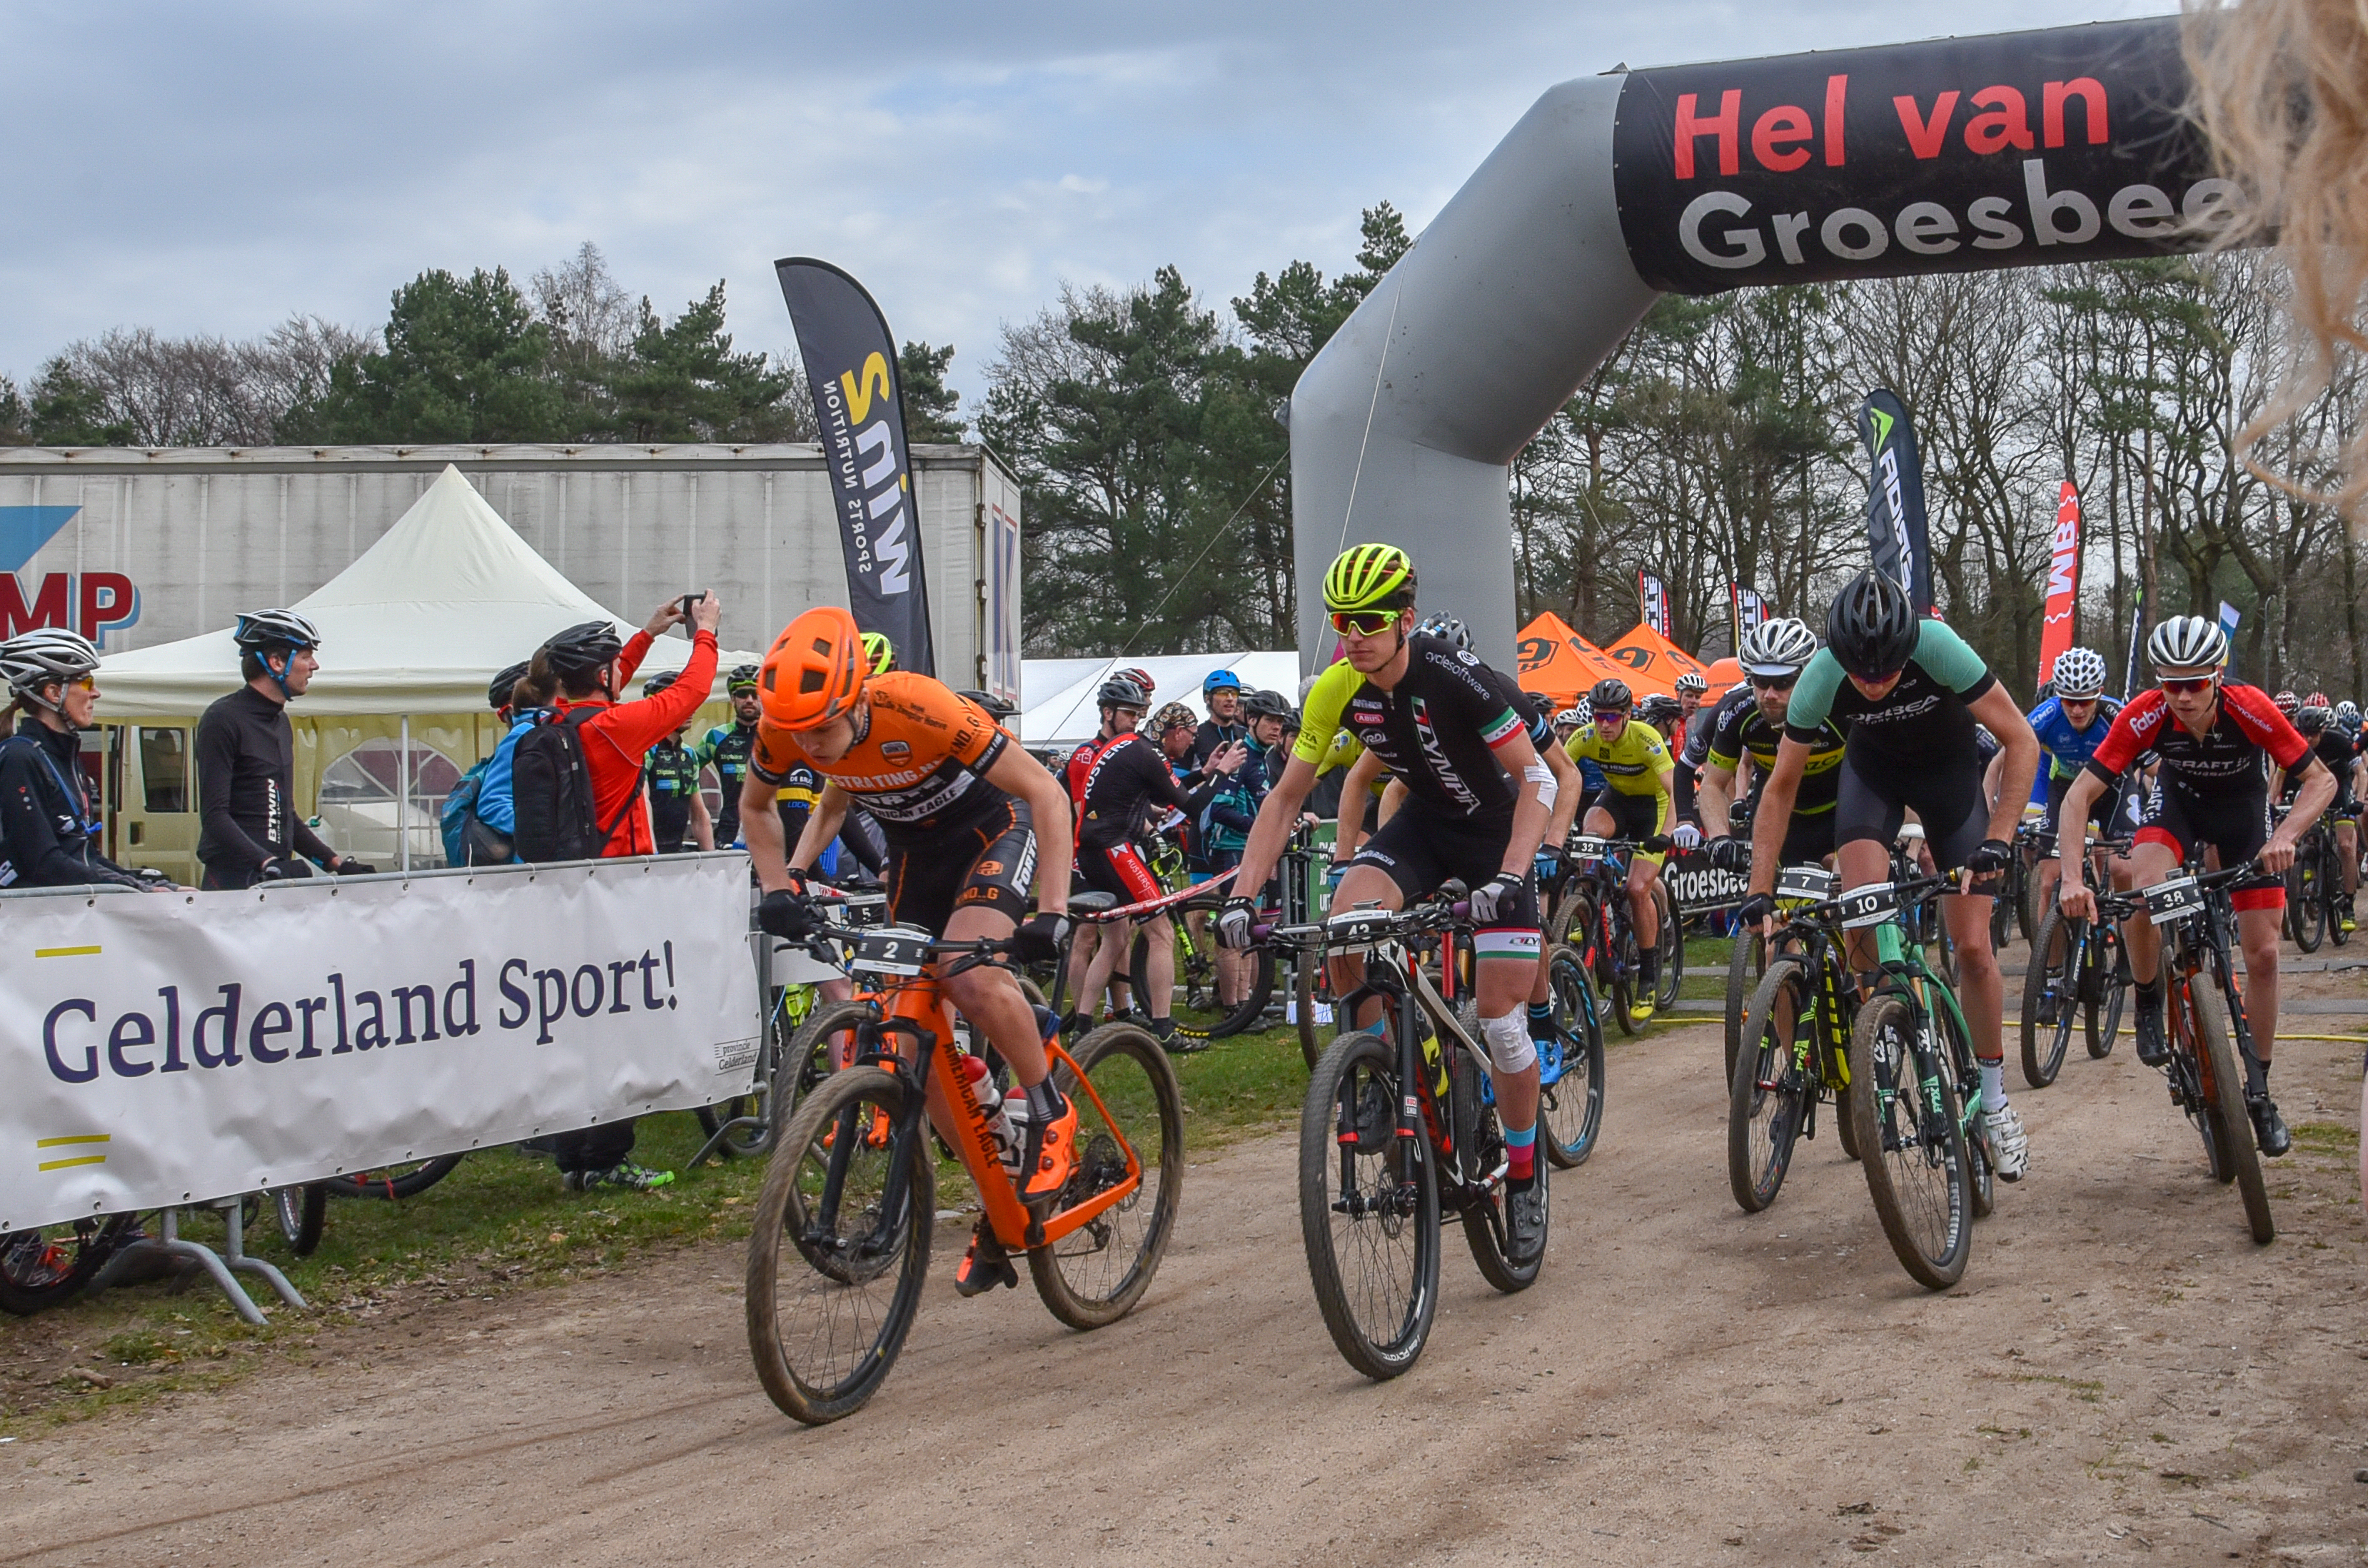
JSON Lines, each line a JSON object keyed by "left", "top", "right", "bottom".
{"left": 195, "top": 609, "right": 374, "bottom": 891}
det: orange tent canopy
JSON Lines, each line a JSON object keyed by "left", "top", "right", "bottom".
{"left": 1516, "top": 612, "right": 1631, "bottom": 708}
{"left": 1701, "top": 656, "right": 1744, "bottom": 692}
{"left": 1601, "top": 621, "right": 1710, "bottom": 697}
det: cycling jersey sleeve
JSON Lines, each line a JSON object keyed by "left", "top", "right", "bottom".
{"left": 1127, "top": 737, "right": 1219, "bottom": 817}
{"left": 1913, "top": 617, "right": 1996, "bottom": 699}
{"left": 1705, "top": 697, "right": 1751, "bottom": 773}
{"left": 193, "top": 705, "right": 273, "bottom": 870}
{"left": 1293, "top": 659, "right": 1358, "bottom": 767}
{"left": 2084, "top": 690, "right": 2159, "bottom": 782}
{"left": 1784, "top": 649, "right": 1845, "bottom": 744}
{"left": 2223, "top": 684, "right": 2312, "bottom": 771}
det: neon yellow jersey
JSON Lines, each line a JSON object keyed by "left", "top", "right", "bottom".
{"left": 1565, "top": 719, "right": 1673, "bottom": 799}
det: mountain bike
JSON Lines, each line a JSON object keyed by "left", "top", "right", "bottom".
{"left": 747, "top": 909, "right": 1183, "bottom": 1425}
{"left": 1551, "top": 834, "right": 1683, "bottom": 1033}
{"left": 2114, "top": 862, "right": 2275, "bottom": 1243}
{"left": 1727, "top": 864, "right": 1863, "bottom": 1213}
{"left": 1424, "top": 909, "right": 1604, "bottom": 1168}
{"left": 1279, "top": 888, "right": 1547, "bottom": 1380}
{"left": 1129, "top": 839, "right": 1270, "bottom": 1041}
{"left": 0, "top": 1213, "right": 143, "bottom": 1315}
{"left": 1989, "top": 819, "right": 2047, "bottom": 950}
{"left": 2283, "top": 807, "right": 2349, "bottom": 951}
{"left": 2020, "top": 836, "right": 2134, "bottom": 1087}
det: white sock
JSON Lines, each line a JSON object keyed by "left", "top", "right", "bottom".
{"left": 1980, "top": 1060, "right": 2005, "bottom": 1111}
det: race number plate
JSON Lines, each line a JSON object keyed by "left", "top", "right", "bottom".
{"left": 2142, "top": 874, "right": 2202, "bottom": 927}
{"left": 1776, "top": 865, "right": 1838, "bottom": 904}
{"left": 1324, "top": 905, "right": 1398, "bottom": 953}
{"left": 1568, "top": 836, "right": 1608, "bottom": 861}
{"left": 847, "top": 924, "right": 932, "bottom": 976}
{"left": 1838, "top": 881, "right": 1900, "bottom": 930}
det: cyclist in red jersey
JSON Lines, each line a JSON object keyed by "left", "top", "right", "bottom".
{"left": 2055, "top": 616, "right": 2335, "bottom": 1156}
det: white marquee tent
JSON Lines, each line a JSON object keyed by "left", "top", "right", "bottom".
{"left": 99, "top": 465, "right": 754, "bottom": 717}
{"left": 1018, "top": 651, "right": 1302, "bottom": 749}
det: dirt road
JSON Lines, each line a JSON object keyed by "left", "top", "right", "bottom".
{"left": 6, "top": 1008, "right": 2364, "bottom": 1567}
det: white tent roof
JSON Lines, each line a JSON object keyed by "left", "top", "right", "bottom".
{"left": 1018, "top": 650, "right": 1301, "bottom": 749}
{"left": 99, "top": 465, "right": 757, "bottom": 718}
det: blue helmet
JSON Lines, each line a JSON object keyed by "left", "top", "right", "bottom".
{"left": 1202, "top": 668, "right": 1241, "bottom": 697}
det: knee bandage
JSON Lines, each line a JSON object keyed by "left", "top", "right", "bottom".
{"left": 1481, "top": 1008, "right": 1537, "bottom": 1076}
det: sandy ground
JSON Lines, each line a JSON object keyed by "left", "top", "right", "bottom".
{"left": 4, "top": 978, "right": 2365, "bottom": 1568}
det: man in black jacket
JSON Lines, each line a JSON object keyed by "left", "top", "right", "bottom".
{"left": 194, "top": 608, "right": 373, "bottom": 891}
{"left": 0, "top": 629, "right": 160, "bottom": 891}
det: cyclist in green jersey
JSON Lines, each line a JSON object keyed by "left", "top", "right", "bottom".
{"left": 1739, "top": 571, "right": 2043, "bottom": 1180}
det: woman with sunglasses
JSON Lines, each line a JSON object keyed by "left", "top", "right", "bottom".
{"left": 2054, "top": 616, "right": 2335, "bottom": 1158}
{"left": 0, "top": 629, "right": 162, "bottom": 891}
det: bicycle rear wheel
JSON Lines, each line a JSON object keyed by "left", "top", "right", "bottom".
{"left": 767, "top": 998, "right": 879, "bottom": 1147}
{"left": 1029, "top": 1023, "right": 1184, "bottom": 1328}
{"left": 273, "top": 1185, "right": 326, "bottom": 1256}
{"left": 1730, "top": 958, "right": 1813, "bottom": 1213}
{"left": 2020, "top": 907, "right": 2080, "bottom": 1088}
{"left": 0, "top": 1215, "right": 136, "bottom": 1316}
{"left": 318, "top": 1155, "right": 464, "bottom": 1200}
{"left": 2185, "top": 980, "right": 2274, "bottom": 1244}
{"left": 2289, "top": 857, "right": 2326, "bottom": 951}
{"left": 1138, "top": 932, "right": 1271, "bottom": 1040}
{"left": 1848, "top": 994, "right": 1971, "bottom": 1290}
{"left": 2084, "top": 925, "right": 2126, "bottom": 1059}
{"left": 747, "top": 1067, "right": 933, "bottom": 1425}
{"left": 1295, "top": 950, "right": 1322, "bottom": 1068}
{"left": 1539, "top": 945, "right": 1605, "bottom": 1168}
{"left": 1299, "top": 1028, "right": 1440, "bottom": 1380}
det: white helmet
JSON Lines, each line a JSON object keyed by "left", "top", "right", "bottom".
{"left": 233, "top": 607, "right": 321, "bottom": 652}
{"left": 2050, "top": 646, "right": 2107, "bottom": 700}
{"left": 1738, "top": 617, "right": 1818, "bottom": 676}
{"left": 0, "top": 628, "right": 100, "bottom": 709}
{"left": 1571, "top": 697, "right": 1593, "bottom": 727}
{"left": 1551, "top": 707, "right": 1583, "bottom": 728}
{"left": 2146, "top": 614, "right": 2226, "bottom": 674}
{"left": 1675, "top": 670, "right": 1708, "bottom": 695}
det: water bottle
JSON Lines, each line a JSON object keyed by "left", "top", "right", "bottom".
{"left": 958, "top": 1053, "right": 1019, "bottom": 1175}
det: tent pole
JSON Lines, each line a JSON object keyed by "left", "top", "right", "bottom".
{"left": 398, "top": 714, "right": 411, "bottom": 875}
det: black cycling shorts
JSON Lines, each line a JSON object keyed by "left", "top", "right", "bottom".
{"left": 2137, "top": 784, "right": 2284, "bottom": 913}
{"left": 886, "top": 798, "right": 1036, "bottom": 933}
{"left": 1590, "top": 789, "right": 1674, "bottom": 866}
{"left": 1078, "top": 838, "right": 1161, "bottom": 906}
{"left": 2042, "top": 773, "right": 2120, "bottom": 850}
{"left": 1347, "top": 797, "right": 1541, "bottom": 942}
{"left": 1776, "top": 809, "right": 1838, "bottom": 869}
{"left": 1833, "top": 751, "right": 1989, "bottom": 873}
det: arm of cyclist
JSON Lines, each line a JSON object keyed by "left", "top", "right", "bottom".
{"left": 2266, "top": 757, "right": 2339, "bottom": 875}
{"left": 1541, "top": 738, "right": 1582, "bottom": 851}
{"left": 1493, "top": 727, "right": 1556, "bottom": 874}
{"left": 1651, "top": 759, "right": 1696, "bottom": 850}
{"left": 1330, "top": 746, "right": 1384, "bottom": 869}
{"left": 981, "top": 741, "right": 1074, "bottom": 925}
{"left": 1696, "top": 760, "right": 1743, "bottom": 868}
{"left": 1231, "top": 754, "right": 1320, "bottom": 901}
{"left": 2052, "top": 769, "right": 2110, "bottom": 921}
{"left": 688, "top": 784, "right": 715, "bottom": 852}
{"left": 1969, "top": 684, "right": 2042, "bottom": 850}
{"left": 1742, "top": 737, "right": 1812, "bottom": 937}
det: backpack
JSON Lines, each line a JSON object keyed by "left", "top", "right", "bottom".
{"left": 510, "top": 707, "right": 639, "bottom": 862}
{"left": 439, "top": 758, "right": 515, "bottom": 867}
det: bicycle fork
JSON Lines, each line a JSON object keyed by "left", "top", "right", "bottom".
{"left": 810, "top": 1018, "right": 937, "bottom": 1262}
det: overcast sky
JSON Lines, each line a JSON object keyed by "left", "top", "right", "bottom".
{"left": 2, "top": 0, "right": 2174, "bottom": 410}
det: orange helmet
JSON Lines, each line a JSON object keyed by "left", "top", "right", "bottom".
{"left": 760, "top": 605, "right": 867, "bottom": 730}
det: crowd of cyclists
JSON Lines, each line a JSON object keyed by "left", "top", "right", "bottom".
{"left": 4, "top": 534, "right": 2364, "bottom": 1387}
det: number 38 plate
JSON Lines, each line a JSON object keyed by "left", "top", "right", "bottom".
{"left": 2142, "top": 874, "right": 2202, "bottom": 926}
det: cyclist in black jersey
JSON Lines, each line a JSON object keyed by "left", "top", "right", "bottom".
{"left": 1220, "top": 545, "right": 1577, "bottom": 1263}
{"left": 1064, "top": 677, "right": 1243, "bottom": 1048}
{"left": 2280, "top": 705, "right": 2359, "bottom": 931}
{"left": 0, "top": 631, "right": 163, "bottom": 891}
{"left": 1698, "top": 617, "right": 1845, "bottom": 874}
{"left": 195, "top": 610, "right": 373, "bottom": 890}
{"left": 1740, "top": 572, "right": 2042, "bottom": 1181}
{"left": 698, "top": 665, "right": 762, "bottom": 846}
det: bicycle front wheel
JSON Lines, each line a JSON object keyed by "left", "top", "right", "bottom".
{"left": 318, "top": 1155, "right": 464, "bottom": 1200}
{"left": 1724, "top": 926, "right": 1766, "bottom": 1086}
{"left": 768, "top": 998, "right": 880, "bottom": 1148}
{"left": 2289, "top": 859, "right": 2326, "bottom": 951}
{"left": 1029, "top": 1023, "right": 1185, "bottom": 1329}
{"left": 1539, "top": 944, "right": 1605, "bottom": 1168}
{"left": 273, "top": 1185, "right": 326, "bottom": 1256}
{"left": 2185, "top": 980, "right": 2274, "bottom": 1244}
{"left": 1299, "top": 1028, "right": 1440, "bottom": 1380}
{"left": 1295, "top": 951, "right": 1323, "bottom": 1070}
{"left": 1139, "top": 932, "right": 1271, "bottom": 1041}
{"left": 747, "top": 1067, "right": 933, "bottom": 1425}
{"left": 1653, "top": 881, "right": 1684, "bottom": 1011}
{"left": 2084, "top": 925, "right": 2126, "bottom": 1059}
{"left": 1730, "top": 958, "right": 1813, "bottom": 1213}
{"left": 2020, "top": 907, "right": 2081, "bottom": 1088}
{"left": 1848, "top": 995, "right": 1971, "bottom": 1290}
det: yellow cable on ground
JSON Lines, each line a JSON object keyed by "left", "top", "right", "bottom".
{"left": 2102, "top": 1026, "right": 2368, "bottom": 1045}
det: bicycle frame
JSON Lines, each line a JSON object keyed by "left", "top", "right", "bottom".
{"left": 819, "top": 961, "right": 1147, "bottom": 1256}
{"left": 1331, "top": 924, "right": 1502, "bottom": 1200}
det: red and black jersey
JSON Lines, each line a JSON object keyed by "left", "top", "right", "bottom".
{"left": 1072, "top": 730, "right": 1220, "bottom": 851}
{"left": 2085, "top": 682, "right": 2309, "bottom": 800}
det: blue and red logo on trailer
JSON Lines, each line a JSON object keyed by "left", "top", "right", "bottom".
{"left": 0, "top": 507, "right": 139, "bottom": 646}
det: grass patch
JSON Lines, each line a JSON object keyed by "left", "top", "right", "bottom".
{"left": 2011, "top": 1372, "right": 2106, "bottom": 1402}
{"left": 2291, "top": 1121, "right": 2359, "bottom": 1155}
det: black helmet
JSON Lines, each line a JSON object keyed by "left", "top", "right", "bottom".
{"left": 488, "top": 660, "right": 530, "bottom": 712}
{"left": 959, "top": 688, "right": 1017, "bottom": 721}
{"left": 2295, "top": 704, "right": 2334, "bottom": 735}
{"left": 643, "top": 670, "right": 678, "bottom": 697}
{"left": 1097, "top": 677, "right": 1149, "bottom": 709}
{"left": 1589, "top": 677, "right": 1633, "bottom": 713}
{"left": 726, "top": 663, "right": 761, "bottom": 694}
{"left": 1825, "top": 569, "right": 1920, "bottom": 679}
{"left": 1637, "top": 693, "right": 1683, "bottom": 726}
{"left": 233, "top": 607, "right": 321, "bottom": 652}
{"left": 1241, "top": 688, "right": 1293, "bottom": 721}
{"left": 542, "top": 620, "right": 625, "bottom": 679}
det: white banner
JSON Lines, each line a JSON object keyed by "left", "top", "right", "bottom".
{"left": 4, "top": 854, "right": 760, "bottom": 1233}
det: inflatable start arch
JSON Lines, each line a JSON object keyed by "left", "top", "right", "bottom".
{"left": 1289, "top": 17, "right": 2221, "bottom": 667}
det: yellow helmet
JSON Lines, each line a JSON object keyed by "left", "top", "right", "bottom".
{"left": 1323, "top": 543, "right": 1416, "bottom": 613}
{"left": 859, "top": 631, "right": 895, "bottom": 675}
